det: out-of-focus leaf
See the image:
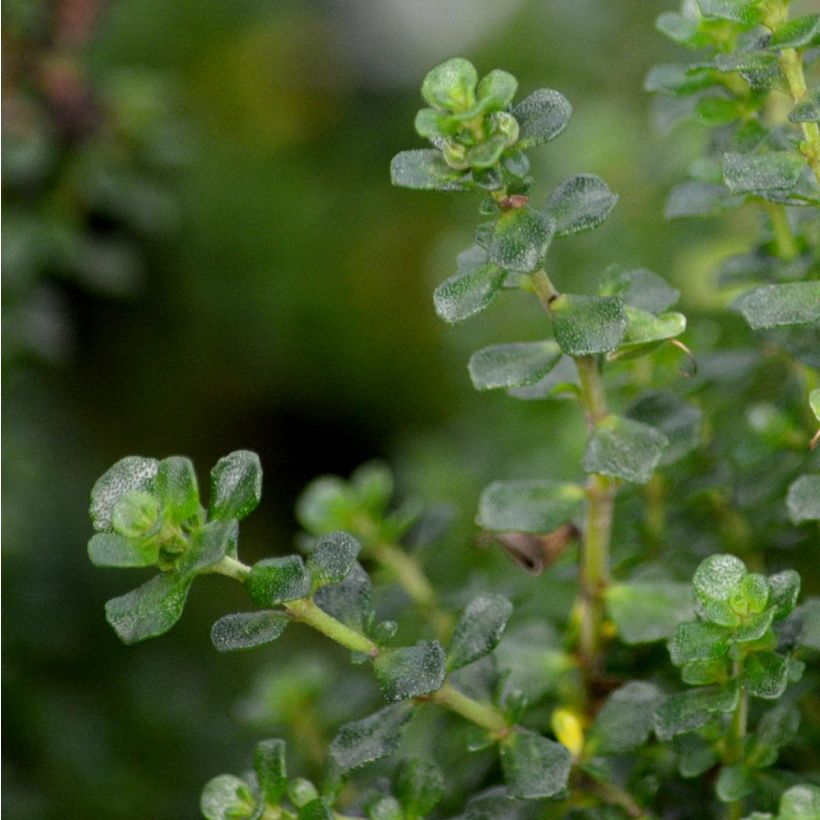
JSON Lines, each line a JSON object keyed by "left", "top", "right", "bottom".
{"left": 787, "top": 475, "right": 820, "bottom": 523}
{"left": 468, "top": 341, "right": 561, "bottom": 390}
{"left": 606, "top": 582, "right": 695, "bottom": 644}
{"left": 328, "top": 703, "right": 414, "bottom": 774}
{"left": 590, "top": 681, "right": 662, "bottom": 754}
{"left": 476, "top": 480, "right": 585, "bottom": 533}
{"left": 736, "top": 282, "right": 820, "bottom": 329}
{"left": 583, "top": 415, "right": 669, "bottom": 484}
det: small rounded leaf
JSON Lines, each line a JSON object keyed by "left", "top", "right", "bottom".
{"left": 590, "top": 681, "right": 662, "bottom": 754}
{"left": 488, "top": 207, "right": 554, "bottom": 274}
{"left": 421, "top": 58, "right": 478, "bottom": 112}
{"left": 543, "top": 173, "right": 618, "bottom": 237}
{"left": 394, "top": 758, "right": 444, "bottom": 817}
{"left": 210, "top": 450, "right": 262, "bottom": 521}
{"left": 787, "top": 475, "right": 820, "bottom": 523}
{"left": 468, "top": 341, "right": 562, "bottom": 391}
{"left": 211, "top": 611, "right": 289, "bottom": 652}
{"left": 737, "top": 282, "right": 820, "bottom": 330}
{"left": 583, "top": 415, "right": 669, "bottom": 484}
{"left": 769, "top": 570, "right": 801, "bottom": 619}
{"left": 88, "top": 532, "right": 158, "bottom": 568}
{"left": 104, "top": 572, "right": 193, "bottom": 644}
{"left": 329, "top": 703, "right": 414, "bottom": 774}
{"left": 433, "top": 247, "right": 507, "bottom": 324}
{"left": 246, "top": 556, "right": 311, "bottom": 606}
{"left": 477, "top": 69, "right": 518, "bottom": 110}
{"left": 477, "top": 479, "right": 585, "bottom": 534}
{"left": 551, "top": 294, "right": 628, "bottom": 356}
{"left": 447, "top": 594, "right": 513, "bottom": 671}
{"left": 512, "top": 89, "right": 572, "bottom": 149}
{"left": 200, "top": 774, "right": 255, "bottom": 820}
{"left": 693, "top": 554, "right": 747, "bottom": 604}
{"left": 373, "top": 641, "right": 446, "bottom": 702}
{"left": 154, "top": 456, "right": 199, "bottom": 523}
{"left": 90, "top": 456, "right": 159, "bottom": 531}
{"left": 500, "top": 731, "right": 572, "bottom": 799}
{"left": 254, "top": 738, "right": 288, "bottom": 805}
{"left": 306, "top": 531, "right": 361, "bottom": 589}
{"left": 744, "top": 651, "right": 789, "bottom": 699}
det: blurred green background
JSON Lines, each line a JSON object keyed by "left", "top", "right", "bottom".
{"left": 4, "top": 1, "right": 816, "bottom": 817}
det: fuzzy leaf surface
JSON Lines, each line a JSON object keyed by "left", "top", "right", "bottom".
{"left": 468, "top": 341, "right": 562, "bottom": 390}
{"left": 551, "top": 294, "right": 628, "bottom": 355}
{"left": 543, "top": 173, "right": 618, "bottom": 237}
{"left": 447, "top": 594, "right": 513, "bottom": 671}
{"left": 374, "top": 641, "right": 446, "bottom": 702}
{"left": 476, "top": 479, "right": 584, "bottom": 533}
{"left": 512, "top": 89, "right": 571, "bottom": 149}
{"left": 211, "top": 611, "right": 289, "bottom": 652}
{"left": 583, "top": 415, "right": 669, "bottom": 484}
{"left": 500, "top": 731, "right": 572, "bottom": 799}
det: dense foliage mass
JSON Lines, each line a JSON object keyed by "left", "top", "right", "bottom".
{"left": 80, "top": 3, "right": 819, "bottom": 818}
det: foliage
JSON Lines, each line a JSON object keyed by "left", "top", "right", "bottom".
{"left": 76, "top": 17, "right": 820, "bottom": 820}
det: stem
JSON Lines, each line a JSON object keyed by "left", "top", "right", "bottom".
{"left": 726, "top": 659, "right": 749, "bottom": 820}
{"left": 370, "top": 541, "right": 454, "bottom": 639}
{"left": 575, "top": 357, "right": 615, "bottom": 678}
{"left": 530, "top": 270, "right": 616, "bottom": 681}
{"left": 427, "top": 681, "right": 510, "bottom": 737}
{"left": 285, "top": 598, "right": 379, "bottom": 657}
{"left": 762, "top": 1, "right": 820, "bottom": 180}
{"left": 208, "top": 555, "right": 251, "bottom": 581}
{"left": 764, "top": 201, "right": 799, "bottom": 260}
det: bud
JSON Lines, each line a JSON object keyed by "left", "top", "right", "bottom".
{"left": 421, "top": 57, "right": 478, "bottom": 113}
{"left": 111, "top": 490, "right": 161, "bottom": 539}
{"left": 551, "top": 707, "right": 585, "bottom": 758}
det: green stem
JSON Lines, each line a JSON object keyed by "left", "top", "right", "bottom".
{"left": 762, "top": 1, "right": 820, "bottom": 180}
{"left": 575, "top": 357, "right": 615, "bottom": 678}
{"left": 530, "top": 270, "right": 616, "bottom": 680}
{"left": 370, "top": 540, "right": 454, "bottom": 639}
{"left": 764, "top": 201, "right": 799, "bottom": 261}
{"left": 209, "top": 555, "right": 252, "bottom": 581}
{"left": 427, "top": 681, "right": 510, "bottom": 737}
{"left": 726, "top": 659, "right": 749, "bottom": 820}
{"left": 285, "top": 597, "right": 379, "bottom": 657}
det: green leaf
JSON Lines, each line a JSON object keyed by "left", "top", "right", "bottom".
{"left": 697, "top": 95, "right": 744, "bottom": 125}
{"left": 507, "top": 354, "right": 579, "bottom": 401}
{"left": 200, "top": 774, "right": 255, "bottom": 820}
{"left": 654, "top": 684, "right": 739, "bottom": 740}
{"left": 314, "top": 562, "right": 372, "bottom": 631}
{"left": 512, "top": 89, "right": 571, "bottom": 149}
{"left": 810, "top": 388, "right": 820, "bottom": 422}
{"left": 606, "top": 582, "right": 695, "bottom": 644}
{"left": 421, "top": 58, "right": 477, "bottom": 112}
{"left": 90, "top": 456, "right": 159, "bottom": 531}
{"left": 468, "top": 341, "right": 561, "bottom": 390}
{"left": 610, "top": 306, "right": 686, "bottom": 359}
{"left": 488, "top": 207, "right": 554, "bottom": 273}
{"left": 681, "top": 657, "right": 730, "bottom": 685}
{"left": 183, "top": 519, "right": 238, "bottom": 573}
{"left": 390, "top": 149, "right": 473, "bottom": 192}
{"left": 374, "top": 640, "right": 446, "bottom": 702}
{"left": 500, "top": 731, "right": 572, "bottom": 799}
{"left": 254, "top": 738, "right": 288, "bottom": 806}
{"left": 787, "top": 474, "right": 820, "bottom": 523}
{"left": 88, "top": 532, "right": 158, "bottom": 568}
{"left": 644, "top": 64, "right": 718, "bottom": 96}
{"left": 697, "top": 0, "right": 763, "bottom": 25}
{"left": 154, "top": 456, "right": 199, "bottom": 523}
{"left": 433, "top": 246, "right": 507, "bottom": 323}
{"left": 627, "top": 391, "right": 702, "bottom": 465}
{"left": 296, "top": 476, "right": 357, "bottom": 535}
{"left": 768, "top": 15, "right": 820, "bottom": 49}
{"left": 723, "top": 152, "right": 805, "bottom": 194}
{"left": 669, "top": 621, "right": 731, "bottom": 666}
{"left": 778, "top": 784, "right": 820, "bottom": 819}
{"left": 768, "top": 571, "right": 801, "bottom": 620}
{"left": 447, "top": 594, "right": 513, "bottom": 671}
{"left": 590, "top": 681, "right": 662, "bottom": 754}
{"left": 674, "top": 734, "right": 719, "bottom": 778}
{"left": 211, "top": 610, "right": 289, "bottom": 652}
{"left": 394, "top": 758, "right": 444, "bottom": 817}
{"left": 246, "top": 556, "right": 311, "bottom": 606}
{"left": 288, "top": 778, "right": 319, "bottom": 808}
{"left": 598, "top": 266, "right": 680, "bottom": 313}
{"left": 744, "top": 651, "right": 788, "bottom": 699}
{"left": 329, "top": 703, "right": 414, "bottom": 774}
{"left": 111, "top": 490, "right": 161, "bottom": 539}
{"left": 543, "top": 174, "right": 618, "bottom": 237}
{"left": 105, "top": 572, "right": 193, "bottom": 644}
{"left": 730, "top": 574, "right": 770, "bottom": 616}
{"left": 477, "top": 69, "right": 518, "bottom": 111}
{"left": 583, "top": 415, "right": 669, "bottom": 484}
{"left": 363, "top": 795, "right": 401, "bottom": 820}
{"left": 467, "top": 135, "right": 510, "bottom": 171}
{"left": 551, "top": 294, "right": 628, "bottom": 355}
{"left": 693, "top": 554, "right": 747, "bottom": 623}
{"left": 665, "top": 180, "right": 741, "bottom": 218}
{"left": 737, "top": 282, "right": 820, "bottom": 329}
{"left": 790, "top": 89, "right": 820, "bottom": 123}
{"left": 476, "top": 480, "right": 584, "bottom": 533}
{"left": 716, "top": 765, "right": 756, "bottom": 802}
{"left": 351, "top": 461, "right": 393, "bottom": 516}
{"left": 733, "top": 607, "right": 777, "bottom": 643}
{"left": 299, "top": 799, "right": 333, "bottom": 820}
{"left": 306, "top": 531, "right": 360, "bottom": 589}
{"left": 210, "top": 451, "right": 262, "bottom": 522}
{"left": 747, "top": 703, "right": 800, "bottom": 767}
{"left": 656, "top": 12, "right": 706, "bottom": 48}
